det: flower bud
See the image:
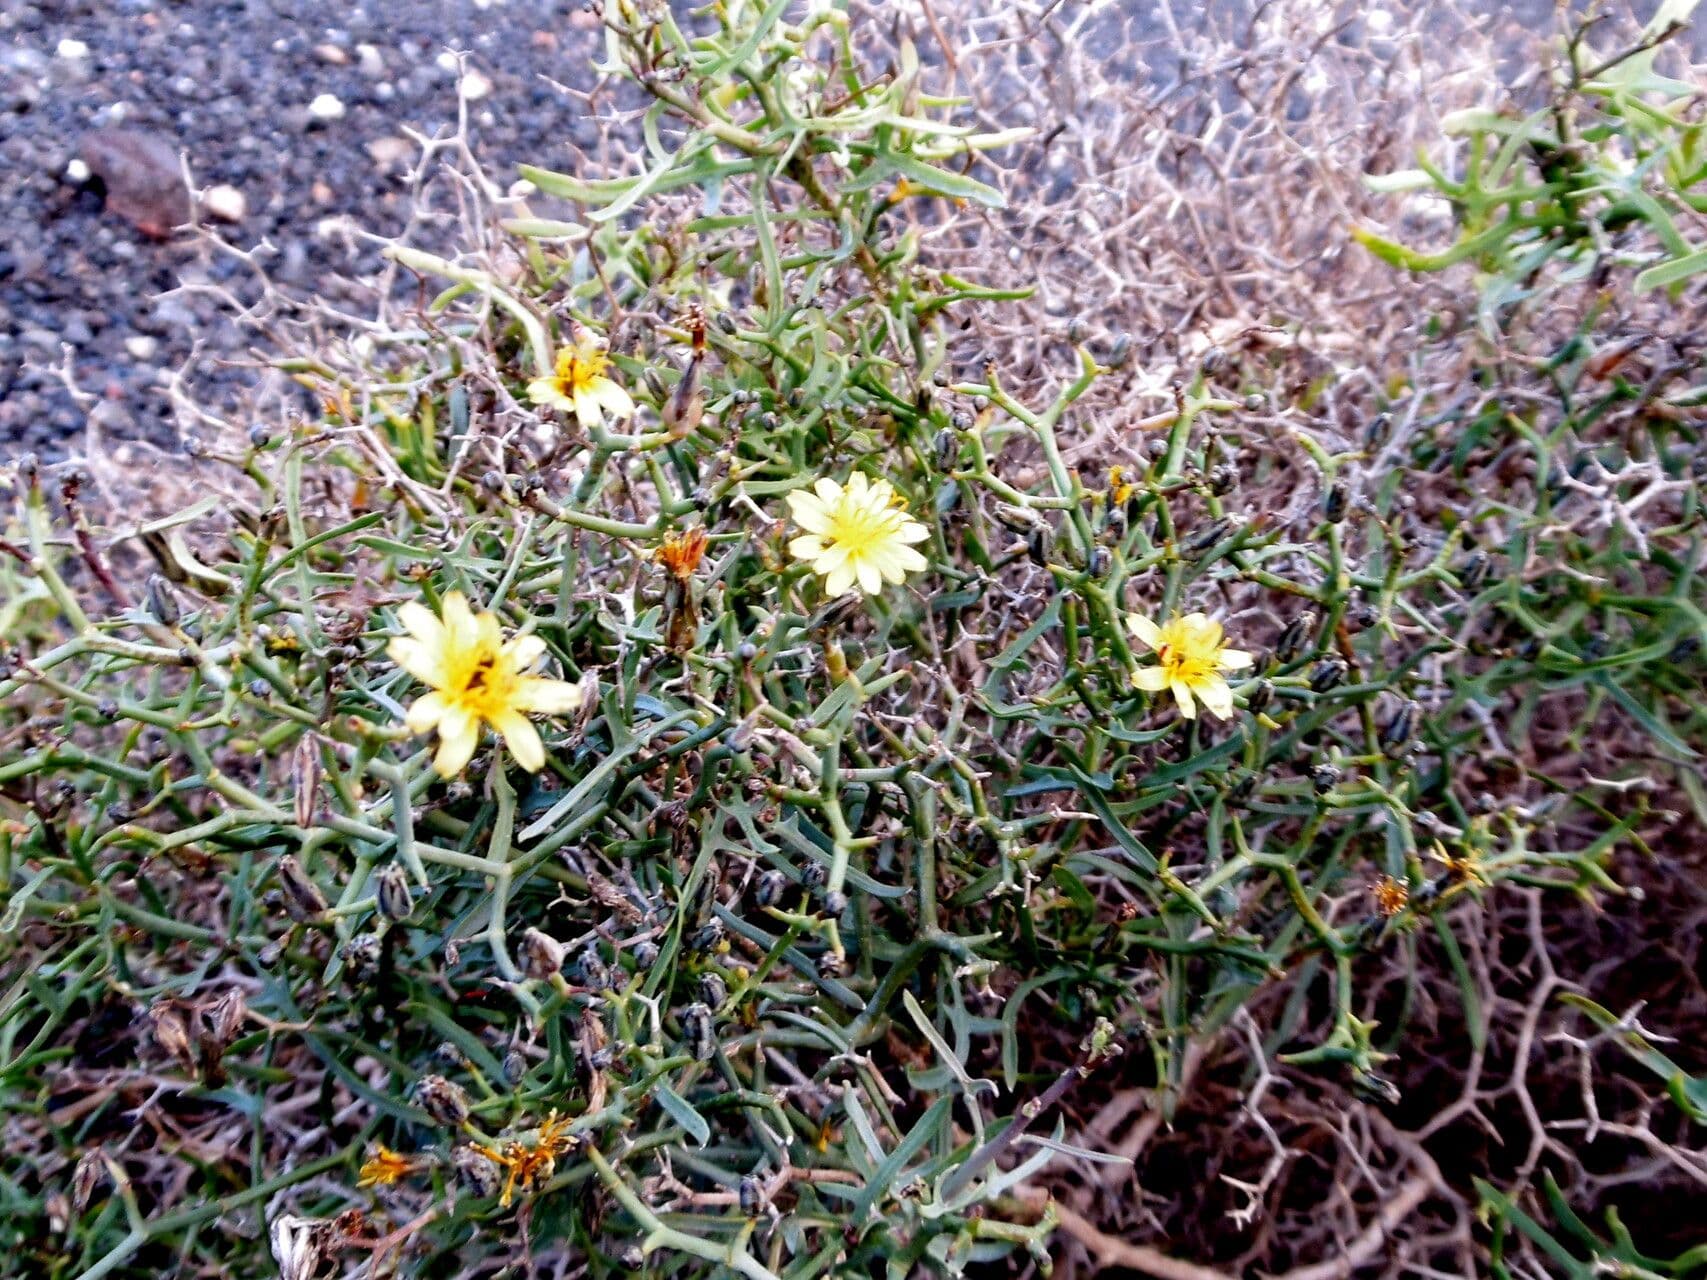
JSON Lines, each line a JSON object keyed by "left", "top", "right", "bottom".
{"left": 1323, "top": 479, "right": 1349, "bottom": 524}
{"left": 682, "top": 1002, "right": 716, "bottom": 1061}
{"left": 934, "top": 428, "right": 959, "bottom": 471}
{"left": 739, "top": 1174, "right": 765, "bottom": 1215}
{"left": 1275, "top": 612, "right": 1316, "bottom": 664}
{"left": 697, "top": 971, "right": 728, "bottom": 1009}
{"left": 1245, "top": 679, "right": 1275, "bottom": 714}
{"left": 1381, "top": 700, "right": 1420, "bottom": 756}
{"left": 1309, "top": 656, "right": 1348, "bottom": 693}
{"left": 341, "top": 934, "right": 381, "bottom": 982}
{"left": 754, "top": 869, "right": 789, "bottom": 907}
{"left": 453, "top": 1145, "right": 501, "bottom": 1198}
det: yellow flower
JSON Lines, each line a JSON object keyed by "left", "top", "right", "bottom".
{"left": 357, "top": 1144, "right": 416, "bottom": 1188}
{"left": 1127, "top": 611, "right": 1253, "bottom": 720}
{"left": 388, "top": 591, "right": 583, "bottom": 777}
{"left": 786, "top": 473, "right": 929, "bottom": 597}
{"left": 526, "top": 332, "right": 635, "bottom": 426}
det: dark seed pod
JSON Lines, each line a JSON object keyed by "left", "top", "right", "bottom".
{"left": 687, "top": 920, "right": 726, "bottom": 955}
{"left": 1104, "top": 505, "right": 1127, "bottom": 539}
{"left": 737, "top": 640, "right": 759, "bottom": 663}
{"left": 682, "top": 1002, "right": 716, "bottom": 1061}
{"left": 1229, "top": 774, "right": 1258, "bottom": 803}
{"left": 247, "top": 423, "right": 272, "bottom": 448}
{"left": 1243, "top": 392, "right": 1266, "bottom": 412}
{"left": 1208, "top": 463, "right": 1238, "bottom": 496}
{"left": 1184, "top": 516, "right": 1235, "bottom": 555}
{"left": 631, "top": 940, "right": 661, "bottom": 969}
{"left": 950, "top": 408, "right": 972, "bottom": 431}
{"left": 453, "top": 1145, "right": 502, "bottom": 1198}
{"left": 818, "top": 951, "right": 847, "bottom": 979}
{"left": 578, "top": 946, "right": 613, "bottom": 990}
{"left": 801, "top": 863, "right": 828, "bottom": 890}
{"left": 1275, "top": 612, "right": 1317, "bottom": 664}
{"left": 754, "top": 869, "right": 790, "bottom": 907}
{"left": 1323, "top": 480, "right": 1349, "bottom": 524}
{"left": 739, "top": 1174, "right": 765, "bottom": 1215}
{"left": 1309, "top": 762, "right": 1341, "bottom": 793}
{"left": 374, "top": 863, "right": 414, "bottom": 922}
{"left": 934, "top": 428, "right": 959, "bottom": 471}
{"left": 1200, "top": 346, "right": 1226, "bottom": 378}
{"left": 480, "top": 469, "right": 505, "bottom": 493}
{"left": 503, "top": 1049, "right": 528, "bottom": 1085}
{"left": 1245, "top": 679, "right": 1275, "bottom": 714}
{"left": 644, "top": 368, "right": 667, "bottom": 401}
{"left": 520, "top": 928, "right": 568, "bottom": 981}
{"left": 247, "top": 679, "right": 270, "bottom": 699}
{"left": 1087, "top": 546, "right": 1111, "bottom": 578}
{"left": 1381, "top": 700, "right": 1420, "bottom": 756}
{"left": 715, "top": 311, "right": 738, "bottom": 335}
{"left": 275, "top": 855, "right": 328, "bottom": 922}
{"left": 1456, "top": 550, "right": 1490, "bottom": 591}
{"left": 1309, "top": 657, "right": 1348, "bottom": 693}
{"left": 1026, "top": 524, "right": 1052, "bottom": 566}
{"left": 98, "top": 697, "right": 120, "bottom": 720}
{"left": 697, "top": 971, "right": 728, "bottom": 1009}
{"left": 821, "top": 889, "right": 849, "bottom": 917}
{"left": 143, "top": 574, "right": 180, "bottom": 627}
{"left": 1067, "top": 316, "right": 1087, "bottom": 344}
{"left": 1346, "top": 601, "right": 1379, "bottom": 632}
{"left": 435, "top": 1040, "right": 466, "bottom": 1068}
{"left": 414, "top": 1074, "right": 470, "bottom": 1127}
{"left": 341, "top": 934, "right": 381, "bottom": 982}
{"left": 1105, "top": 333, "right": 1133, "bottom": 368}
{"left": 1363, "top": 411, "right": 1392, "bottom": 450}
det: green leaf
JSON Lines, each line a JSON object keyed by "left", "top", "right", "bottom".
{"left": 653, "top": 1083, "right": 712, "bottom": 1147}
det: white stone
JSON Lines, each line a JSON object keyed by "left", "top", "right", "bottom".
{"left": 65, "top": 157, "right": 90, "bottom": 184}
{"left": 125, "top": 335, "right": 159, "bottom": 360}
{"left": 308, "top": 93, "right": 345, "bottom": 122}
{"left": 460, "top": 68, "right": 492, "bottom": 100}
{"left": 56, "top": 37, "right": 90, "bottom": 59}
{"left": 355, "top": 43, "right": 384, "bottom": 76}
{"left": 202, "top": 184, "right": 247, "bottom": 222}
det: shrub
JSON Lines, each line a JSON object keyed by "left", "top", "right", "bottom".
{"left": 1, "top": 3, "right": 1701, "bottom": 1279}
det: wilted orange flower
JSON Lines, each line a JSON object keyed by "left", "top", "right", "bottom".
{"left": 357, "top": 1144, "right": 417, "bottom": 1188}
{"left": 1371, "top": 875, "right": 1409, "bottom": 917}
{"left": 656, "top": 528, "right": 709, "bottom": 581}
{"left": 477, "top": 1110, "right": 578, "bottom": 1208}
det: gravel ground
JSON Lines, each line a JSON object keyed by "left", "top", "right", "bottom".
{"left": 0, "top": 0, "right": 610, "bottom": 461}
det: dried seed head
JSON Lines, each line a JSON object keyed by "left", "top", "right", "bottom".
{"left": 1275, "top": 612, "right": 1317, "bottom": 665}
{"left": 682, "top": 1002, "right": 716, "bottom": 1060}
{"left": 341, "top": 934, "right": 382, "bottom": 982}
{"left": 801, "top": 863, "right": 828, "bottom": 890}
{"left": 1308, "top": 657, "right": 1348, "bottom": 693}
{"left": 1308, "top": 762, "right": 1341, "bottom": 793}
{"left": 1087, "top": 546, "right": 1111, "bottom": 578}
{"left": 275, "top": 855, "right": 327, "bottom": 922}
{"left": 503, "top": 1048, "right": 528, "bottom": 1085}
{"left": 71, "top": 1149, "right": 105, "bottom": 1214}
{"left": 1208, "top": 463, "right": 1238, "bottom": 495}
{"left": 453, "top": 1145, "right": 502, "bottom": 1199}
{"left": 143, "top": 574, "right": 180, "bottom": 627}
{"left": 698, "top": 971, "right": 728, "bottom": 1009}
{"left": 578, "top": 945, "right": 613, "bottom": 990}
{"left": 374, "top": 862, "right": 414, "bottom": 922}
{"left": 1456, "top": 550, "right": 1491, "bottom": 591}
{"left": 1381, "top": 700, "right": 1421, "bottom": 756}
{"left": 1371, "top": 875, "right": 1409, "bottom": 917}
{"left": 205, "top": 989, "right": 246, "bottom": 1044}
{"left": 520, "top": 928, "right": 569, "bottom": 981}
{"left": 1200, "top": 345, "right": 1227, "bottom": 378}
{"left": 631, "top": 940, "right": 661, "bottom": 969}
{"left": 754, "top": 869, "right": 789, "bottom": 907}
{"left": 821, "top": 890, "right": 848, "bottom": 917}
{"left": 934, "top": 427, "right": 959, "bottom": 471}
{"left": 269, "top": 1214, "right": 324, "bottom": 1280}
{"left": 1184, "top": 516, "right": 1235, "bottom": 555}
{"left": 687, "top": 920, "right": 726, "bottom": 956}
{"left": 413, "top": 1074, "right": 470, "bottom": 1127}
{"left": 1245, "top": 678, "right": 1275, "bottom": 714}
{"left": 1323, "top": 479, "right": 1349, "bottom": 523}
{"left": 739, "top": 1174, "right": 765, "bottom": 1216}
{"left": 1363, "top": 411, "right": 1392, "bottom": 450}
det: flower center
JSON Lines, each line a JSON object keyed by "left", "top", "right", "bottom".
{"left": 826, "top": 502, "right": 898, "bottom": 559}
{"left": 448, "top": 643, "right": 516, "bottom": 719}
{"left": 554, "top": 346, "right": 610, "bottom": 395}
{"left": 1157, "top": 634, "right": 1220, "bottom": 683}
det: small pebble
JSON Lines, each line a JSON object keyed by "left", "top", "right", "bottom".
{"left": 460, "top": 68, "right": 493, "bottom": 100}
{"left": 125, "top": 335, "right": 159, "bottom": 360}
{"left": 307, "top": 92, "right": 345, "bottom": 122}
{"left": 56, "top": 37, "right": 90, "bottom": 59}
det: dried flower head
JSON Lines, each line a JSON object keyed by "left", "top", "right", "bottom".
{"left": 357, "top": 1143, "right": 418, "bottom": 1188}
{"left": 655, "top": 527, "right": 709, "bottom": 580}
{"left": 786, "top": 473, "right": 930, "bottom": 597}
{"left": 1127, "top": 611, "right": 1253, "bottom": 720}
{"left": 527, "top": 331, "right": 635, "bottom": 426}
{"left": 476, "top": 1110, "right": 578, "bottom": 1208}
{"left": 413, "top": 1074, "right": 470, "bottom": 1128}
{"left": 388, "top": 591, "right": 583, "bottom": 777}
{"left": 1371, "top": 875, "right": 1410, "bottom": 917}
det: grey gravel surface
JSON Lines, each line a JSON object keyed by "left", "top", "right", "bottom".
{"left": 1, "top": 0, "right": 609, "bottom": 461}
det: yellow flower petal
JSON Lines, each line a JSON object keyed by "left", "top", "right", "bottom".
{"left": 388, "top": 636, "right": 444, "bottom": 687}
{"left": 512, "top": 676, "right": 582, "bottom": 716}
{"left": 434, "top": 707, "right": 481, "bottom": 778}
{"left": 405, "top": 690, "right": 448, "bottom": 734}
{"left": 1126, "top": 614, "right": 1162, "bottom": 650}
{"left": 1220, "top": 648, "right": 1254, "bottom": 670}
{"left": 1171, "top": 679, "right": 1198, "bottom": 719}
{"left": 1132, "top": 667, "right": 1170, "bottom": 692}
{"left": 398, "top": 600, "right": 444, "bottom": 646}
{"left": 507, "top": 634, "right": 546, "bottom": 670}
{"left": 1196, "top": 675, "right": 1235, "bottom": 720}
{"left": 493, "top": 711, "right": 545, "bottom": 772}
